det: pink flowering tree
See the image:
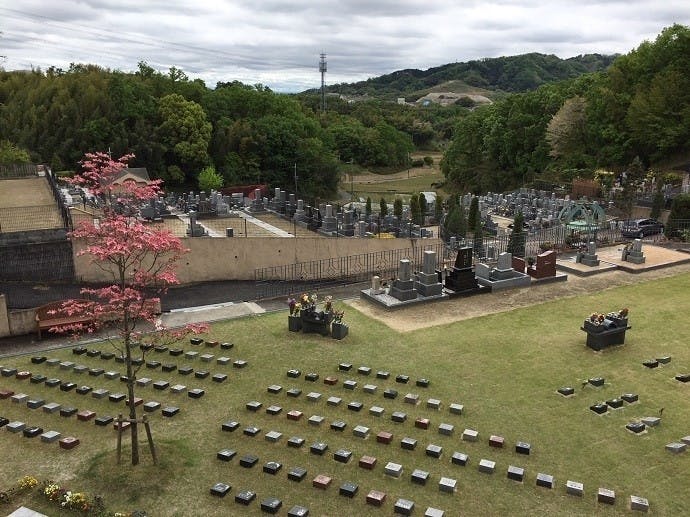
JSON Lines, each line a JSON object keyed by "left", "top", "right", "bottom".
{"left": 64, "top": 152, "right": 208, "bottom": 465}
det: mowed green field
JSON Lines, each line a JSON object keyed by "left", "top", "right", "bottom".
{"left": 1, "top": 272, "right": 690, "bottom": 516}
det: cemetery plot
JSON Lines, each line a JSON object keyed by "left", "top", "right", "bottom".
{"left": 4, "top": 270, "right": 690, "bottom": 515}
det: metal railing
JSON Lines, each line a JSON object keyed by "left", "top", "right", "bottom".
{"left": 255, "top": 243, "right": 447, "bottom": 299}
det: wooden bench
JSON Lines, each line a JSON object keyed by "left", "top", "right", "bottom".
{"left": 35, "top": 299, "right": 95, "bottom": 339}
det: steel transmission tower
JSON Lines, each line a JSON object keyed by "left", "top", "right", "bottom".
{"left": 319, "top": 53, "right": 327, "bottom": 113}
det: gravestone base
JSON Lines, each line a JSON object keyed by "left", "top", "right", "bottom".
{"left": 625, "top": 251, "right": 645, "bottom": 264}
{"left": 582, "top": 324, "right": 630, "bottom": 351}
{"left": 580, "top": 254, "right": 600, "bottom": 267}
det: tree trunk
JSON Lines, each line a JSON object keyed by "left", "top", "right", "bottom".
{"left": 124, "top": 328, "right": 140, "bottom": 465}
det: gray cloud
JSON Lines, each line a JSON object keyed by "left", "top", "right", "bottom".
{"left": 1, "top": 1, "right": 689, "bottom": 92}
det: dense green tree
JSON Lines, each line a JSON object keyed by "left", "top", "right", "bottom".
{"left": 0, "top": 140, "right": 31, "bottom": 163}
{"left": 473, "top": 214, "right": 483, "bottom": 257}
{"left": 434, "top": 194, "right": 444, "bottom": 223}
{"left": 507, "top": 211, "right": 526, "bottom": 258}
{"left": 665, "top": 194, "right": 690, "bottom": 238}
{"left": 410, "top": 194, "right": 421, "bottom": 226}
{"left": 418, "top": 192, "right": 428, "bottom": 218}
{"left": 157, "top": 93, "right": 212, "bottom": 181}
{"left": 198, "top": 165, "right": 223, "bottom": 191}
{"left": 467, "top": 196, "right": 479, "bottom": 233}
{"left": 379, "top": 197, "right": 388, "bottom": 218}
{"left": 393, "top": 197, "right": 404, "bottom": 222}
{"left": 365, "top": 197, "right": 372, "bottom": 219}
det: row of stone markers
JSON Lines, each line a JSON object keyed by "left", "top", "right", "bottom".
{"left": 361, "top": 247, "right": 563, "bottom": 309}
{"left": 214, "top": 414, "right": 650, "bottom": 513}
{"left": 214, "top": 362, "right": 651, "bottom": 513}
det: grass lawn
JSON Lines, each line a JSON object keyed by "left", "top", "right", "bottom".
{"left": 352, "top": 173, "right": 446, "bottom": 201}
{"left": 1, "top": 272, "right": 690, "bottom": 516}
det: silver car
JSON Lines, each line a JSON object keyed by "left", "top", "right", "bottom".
{"left": 621, "top": 218, "right": 664, "bottom": 238}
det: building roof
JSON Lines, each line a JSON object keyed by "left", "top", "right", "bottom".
{"left": 112, "top": 167, "right": 150, "bottom": 184}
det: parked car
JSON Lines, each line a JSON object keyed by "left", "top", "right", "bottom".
{"left": 621, "top": 218, "right": 664, "bottom": 238}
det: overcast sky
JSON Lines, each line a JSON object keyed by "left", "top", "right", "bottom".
{"left": 2, "top": 1, "right": 689, "bottom": 92}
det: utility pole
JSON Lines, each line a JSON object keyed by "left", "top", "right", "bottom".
{"left": 319, "top": 53, "right": 327, "bottom": 113}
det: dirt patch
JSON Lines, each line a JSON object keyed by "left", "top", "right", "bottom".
{"left": 347, "top": 246, "right": 690, "bottom": 332}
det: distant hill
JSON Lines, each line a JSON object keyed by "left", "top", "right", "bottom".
{"left": 320, "top": 53, "right": 617, "bottom": 101}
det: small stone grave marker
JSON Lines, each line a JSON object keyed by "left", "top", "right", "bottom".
{"left": 449, "top": 403, "right": 464, "bottom": 415}
{"left": 369, "top": 406, "right": 384, "bottom": 417}
{"left": 411, "top": 469, "right": 429, "bottom": 485}
{"left": 439, "top": 423, "right": 454, "bottom": 436}
{"left": 391, "top": 411, "right": 407, "bottom": 423}
{"left": 288, "top": 466, "right": 307, "bottom": 481}
{"left": 376, "top": 431, "right": 393, "bottom": 444}
{"left": 394, "top": 498, "right": 414, "bottom": 515}
{"left": 566, "top": 480, "right": 584, "bottom": 497}
{"left": 630, "top": 495, "right": 649, "bottom": 512}
{"left": 235, "top": 490, "right": 256, "bottom": 505}
{"left": 312, "top": 474, "right": 332, "bottom": 489}
{"left": 343, "top": 380, "right": 357, "bottom": 390}
{"left": 308, "top": 415, "right": 324, "bottom": 426}
{"left": 426, "top": 444, "right": 443, "bottom": 458}
{"left": 401, "top": 437, "right": 418, "bottom": 450}
{"left": 221, "top": 420, "right": 239, "bottom": 432}
{"left": 507, "top": 465, "right": 524, "bottom": 482}
{"left": 478, "top": 459, "right": 495, "bottom": 474}
{"left": 209, "top": 482, "right": 230, "bottom": 498}
{"left": 310, "top": 442, "right": 328, "bottom": 455}
{"left": 366, "top": 490, "right": 386, "bottom": 506}
{"left": 462, "top": 428, "right": 478, "bottom": 441}
{"left": 339, "top": 481, "right": 358, "bottom": 498}
{"left": 287, "top": 436, "right": 305, "bottom": 448}
{"left": 439, "top": 477, "right": 457, "bottom": 493}
{"left": 598, "top": 487, "right": 615, "bottom": 505}
{"left": 239, "top": 454, "right": 259, "bottom": 468}
{"left": 536, "top": 473, "right": 554, "bottom": 489}
{"left": 266, "top": 405, "right": 282, "bottom": 415}
{"left": 243, "top": 426, "right": 260, "bottom": 437}
{"left": 263, "top": 461, "right": 282, "bottom": 474}
{"left": 451, "top": 451, "right": 469, "bottom": 466}
{"left": 334, "top": 448, "right": 352, "bottom": 463}
{"left": 265, "top": 430, "right": 282, "bottom": 443}
{"left": 384, "top": 461, "right": 403, "bottom": 477}
{"left": 287, "top": 505, "right": 309, "bottom": 517}
{"left": 353, "top": 425, "right": 369, "bottom": 438}
{"left": 217, "top": 449, "right": 236, "bottom": 461}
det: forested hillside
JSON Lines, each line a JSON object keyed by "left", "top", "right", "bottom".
{"left": 325, "top": 53, "right": 616, "bottom": 99}
{"left": 441, "top": 24, "right": 690, "bottom": 193}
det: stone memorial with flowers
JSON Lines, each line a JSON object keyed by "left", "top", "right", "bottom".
{"left": 581, "top": 308, "right": 630, "bottom": 350}
{"left": 287, "top": 294, "right": 347, "bottom": 339}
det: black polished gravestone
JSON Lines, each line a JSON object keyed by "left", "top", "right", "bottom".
{"left": 444, "top": 247, "right": 481, "bottom": 296}
{"left": 239, "top": 455, "right": 259, "bottom": 468}
{"left": 626, "top": 422, "right": 646, "bottom": 434}
{"left": 216, "top": 449, "right": 237, "bottom": 461}
{"left": 590, "top": 403, "right": 608, "bottom": 414}
{"left": 288, "top": 466, "right": 307, "bottom": 482}
{"left": 235, "top": 490, "right": 256, "bottom": 505}
{"left": 263, "top": 461, "right": 282, "bottom": 475}
{"left": 260, "top": 497, "right": 282, "bottom": 514}
{"left": 339, "top": 482, "right": 359, "bottom": 497}
{"left": 209, "top": 482, "right": 231, "bottom": 497}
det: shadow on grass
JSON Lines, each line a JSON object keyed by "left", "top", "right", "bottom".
{"left": 81, "top": 438, "right": 196, "bottom": 509}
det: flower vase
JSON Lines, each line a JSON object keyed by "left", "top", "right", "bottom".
{"left": 288, "top": 315, "right": 302, "bottom": 332}
{"left": 331, "top": 322, "right": 349, "bottom": 340}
